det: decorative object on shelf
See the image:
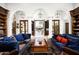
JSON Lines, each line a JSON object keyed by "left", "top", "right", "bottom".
{"left": 39, "top": 41, "right": 42, "bottom": 44}
{"left": 16, "top": 23, "right": 19, "bottom": 28}
{"left": 36, "top": 27, "right": 43, "bottom": 31}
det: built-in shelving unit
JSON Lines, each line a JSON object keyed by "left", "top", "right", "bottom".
{"left": 0, "top": 6, "right": 8, "bottom": 36}
{"left": 70, "top": 7, "right": 79, "bottom": 35}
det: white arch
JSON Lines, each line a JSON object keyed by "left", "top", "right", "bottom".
{"left": 13, "top": 10, "right": 26, "bottom": 22}
{"left": 32, "top": 8, "right": 48, "bottom": 20}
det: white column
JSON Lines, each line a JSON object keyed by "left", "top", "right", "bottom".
{"left": 60, "top": 18, "right": 65, "bottom": 34}
{"left": 28, "top": 20, "right": 31, "bottom": 34}
{"left": 7, "top": 10, "right": 14, "bottom": 36}
{"left": 28, "top": 17, "right": 32, "bottom": 34}
{"left": 48, "top": 17, "right": 52, "bottom": 38}
{"left": 69, "top": 14, "right": 72, "bottom": 34}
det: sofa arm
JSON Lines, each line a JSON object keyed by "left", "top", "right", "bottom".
{"left": 63, "top": 47, "right": 79, "bottom": 55}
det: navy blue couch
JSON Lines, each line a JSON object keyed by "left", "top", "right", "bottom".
{"left": 61, "top": 34, "right": 79, "bottom": 51}
{"left": 51, "top": 35, "right": 65, "bottom": 53}
{"left": 0, "top": 33, "right": 31, "bottom": 54}
{"left": 51, "top": 34, "right": 79, "bottom": 53}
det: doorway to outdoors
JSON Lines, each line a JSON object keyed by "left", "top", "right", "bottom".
{"left": 52, "top": 20, "right": 60, "bottom": 35}
{"left": 32, "top": 20, "right": 49, "bottom": 37}
{"left": 20, "top": 20, "right": 28, "bottom": 33}
{"left": 31, "top": 8, "right": 49, "bottom": 37}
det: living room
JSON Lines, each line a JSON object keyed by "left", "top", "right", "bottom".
{"left": 0, "top": 3, "right": 79, "bottom": 55}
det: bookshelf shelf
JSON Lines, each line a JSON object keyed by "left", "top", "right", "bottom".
{"left": 0, "top": 6, "right": 8, "bottom": 36}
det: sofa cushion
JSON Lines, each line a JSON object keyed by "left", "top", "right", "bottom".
{"left": 60, "top": 34, "right": 66, "bottom": 37}
{"left": 55, "top": 42, "right": 65, "bottom": 47}
{"left": 60, "top": 37, "right": 68, "bottom": 44}
{"left": 61, "top": 34, "right": 79, "bottom": 45}
{"left": 55, "top": 42, "right": 66, "bottom": 51}
{"left": 68, "top": 45, "right": 79, "bottom": 51}
{"left": 67, "top": 35, "right": 79, "bottom": 40}
{"left": 67, "top": 38, "right": 79, "bottom": 46}
{"left": 14, "top": 34, "right": 24, "bottom": 41}
{"left": 22, "top": 34, "right": 28, "bottom": 39}
{"left": 56, "top": 35, "right": 62, "bottom": 42}
{"left": 22, "top": 33, "right": 31, "bottom": 39}
{"left": 4, "top": 37, "right": 13, "bottom": 41}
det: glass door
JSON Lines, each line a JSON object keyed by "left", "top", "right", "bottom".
{"left": 20, "top": 20, "right": 28, "bottom": 33}
{"left": 52, "top": 20, "right": 60, "bottom": 34}
{"left": 34, "top": 20, "right": 45, "bottom": 37}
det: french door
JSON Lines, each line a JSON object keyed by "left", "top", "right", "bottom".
{"left": 32, "top": 20, "right": 49, "bottom": 36}
{"left": 35, "top": 20, "right": 45, "bottom": 37}
{"left": 20, "top": 20, "right": 28, "bottom": 33}
{"left": 52, "top": 20, "right": 60, "bottom": 34}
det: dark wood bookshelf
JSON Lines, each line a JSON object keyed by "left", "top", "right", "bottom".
{"left": 0, "top": 6, "right": 8, "bottom": 36}
{"left": 70, "top": 7, "right": 79, "bottom": 35}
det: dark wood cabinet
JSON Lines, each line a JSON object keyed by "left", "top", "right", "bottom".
{"left": 70, "top": 7, "right": 79, "bottom": 35}
{"left": 0, "top": 6, "right": 8, "bottom": 36}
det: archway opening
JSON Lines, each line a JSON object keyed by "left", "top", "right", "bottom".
{"left": 32, "top": 8, "right": 49, "bottom": 37}
{"left": 12, "top": 11, "right": 28, "bottom": 34}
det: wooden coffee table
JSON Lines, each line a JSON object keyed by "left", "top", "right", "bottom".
{"left": 30, "top": 39, "right": 53, "bottom": 55}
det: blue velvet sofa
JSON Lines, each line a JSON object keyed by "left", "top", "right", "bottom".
{"left": 0, "top": 33, "right": 31, "bottom": 54}
{"left": 51, "top": 34, "right": 79, "bottom": 54}
{"left": 61, "top": 34, "right": 79, "bottom": 51}
{"left": 51, "top": 34, "right": 65, "bottom": 54}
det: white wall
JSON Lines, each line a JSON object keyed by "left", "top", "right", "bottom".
{"left": 0, "top": 3, "right": 7, "bottom": 9}
{"left": 73, "top": 3, "right": 79, "bottom": 9}
{"left": 5, "top": 3, "right": 74, "bottom": 37}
